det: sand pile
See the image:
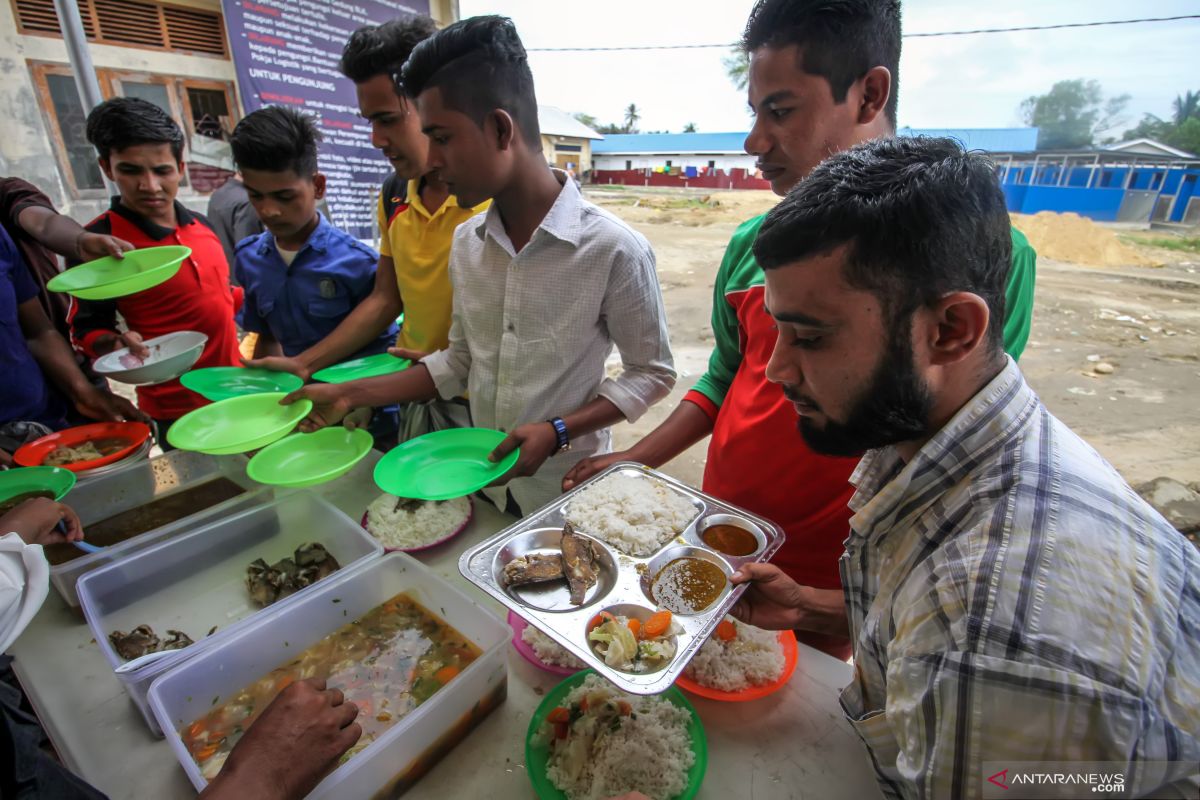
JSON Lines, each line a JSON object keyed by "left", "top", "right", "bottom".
{"left": 1012, "top": 212, "right": 1158, "bottom": 267}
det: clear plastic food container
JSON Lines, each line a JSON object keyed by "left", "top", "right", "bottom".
{"left": 77, "top": 491, "right": 383, "bottom": 734}
{"left": 51, "top": 449, "right": 267, "bottom": 607}
{"left": 148, "top": 552, "right": 509, "bottom": 798}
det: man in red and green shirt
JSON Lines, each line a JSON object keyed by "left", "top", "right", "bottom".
{"left": 565, "top": 0, "right": 1036, "bottom": 658}
{"left": 68, "top": 98, "right": 242, "bottom": 431}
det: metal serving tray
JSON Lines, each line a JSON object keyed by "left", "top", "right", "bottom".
{"left": 460, "top": 463, "right": 785, "bottom": 694}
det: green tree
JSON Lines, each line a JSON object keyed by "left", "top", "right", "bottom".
{"left": 1121, "top": 89, "right": 1200, "bottom": 155}
{"left": 623, "top": 103, "right": 641, "bottom": 134}
{"left": 683, "top": 122, "right": 697, "bottom": 133}
{"left": 572, "top": 112, "right": 599, "bottom": 130}
{"left": 1019, "top": 79, "right": 1130, "bottom": 149}
{"left": 1172, "top": 90, "right": 1200, "bottom": 125}
{"left": 723, "top": 47, "right": 749, "bottom": 91}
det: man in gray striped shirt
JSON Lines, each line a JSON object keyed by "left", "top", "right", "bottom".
{"left": 733, "top": 136, "right": 1199, "bottom": 799}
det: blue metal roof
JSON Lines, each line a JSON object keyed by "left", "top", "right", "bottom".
{"left": 592, "top": 132, "right": 749, "bottom": 154}
{"left": 592, "top": 128, "right": 1039, "bottom": 155}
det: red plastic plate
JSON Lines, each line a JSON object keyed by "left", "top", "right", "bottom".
{"left": 13, "top": 421, "right": 151, "bottom": 472}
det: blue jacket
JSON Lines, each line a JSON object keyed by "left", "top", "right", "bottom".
{"left": 235, "top": 214, "right": 397, "bottom": 357}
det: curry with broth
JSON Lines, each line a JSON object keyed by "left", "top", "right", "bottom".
{"left": 181, "top": 593, "right": 481, "bottom": 780}
{"left": 43, "top": 477, "right": 245, "bottom": 565}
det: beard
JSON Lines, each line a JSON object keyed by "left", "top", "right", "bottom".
{"left": 788, "top": 320, "right": 935, "bottom": 457}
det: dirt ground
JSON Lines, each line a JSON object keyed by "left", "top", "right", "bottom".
{"left": 588, "top": 186, "right": 1200, "bottom": 493}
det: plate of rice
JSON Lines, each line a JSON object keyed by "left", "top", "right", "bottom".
{"left": 526, "top": 670, "right": 706, "bottom": 800}
{"left": 675, "top": 617, "right": 798, "bottom": 702}
{"left": 360, "top": 493, "right": 473, "bottom": 552}
{"left": 508, "top": 612, "right": 586, "bottom": 676}
{"left": 564, "top": 472, "right": 699, "bottom": 557}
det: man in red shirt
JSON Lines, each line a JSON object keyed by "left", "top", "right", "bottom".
{"left": 68, "top": 98, "right": 242, "bottom": 433}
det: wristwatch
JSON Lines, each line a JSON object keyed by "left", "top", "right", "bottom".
{"left": 547, "top": 417, "right": 570, "bottom": 454}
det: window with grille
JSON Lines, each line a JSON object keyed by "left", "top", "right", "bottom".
{"left": 13, "top": 0, "right": 228, "bottom": 58}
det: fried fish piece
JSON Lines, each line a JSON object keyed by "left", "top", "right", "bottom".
{"left": 560, "top": 523, "right": 598, "bottom": 605}
{"left": 502, "top": 553, "right": 564, "bottom": 587}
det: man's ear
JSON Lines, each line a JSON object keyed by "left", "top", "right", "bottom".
{"left": 98, "top": 157, "right": 114, "bottom": 181}
{"left": 924, "top": 291, "right": 992, "bottom": 367}
{"left": 491, "top": 109, "right": 515, "bottom": 151}
{"left": 856, "top": 65, "right": 891, "bottom": 127}
{"left": 312, "top": 173, "right": 327, "bottom": 200}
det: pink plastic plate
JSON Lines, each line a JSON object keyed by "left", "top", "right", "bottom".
{"left": 508, "top": 611, "right": 583, "bottom": 676}
{"left": 359, "top": 495, "right": 474, "bottom": 553}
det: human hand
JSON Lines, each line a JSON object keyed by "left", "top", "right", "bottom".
{"left": 561, "top": 451, "right": 628, "bottom": 491}
{"left": 77, "top": 232, "right": 134, "bottom": 261}
{"left": 242, "top": 355, "right": 311, "bottom": 381}
{"left": 343, "top": 406, "right": 373, "bottom": 431}
{"left": 97, "top": 330, "right": 149, "bottom": 359}
{"left": 201, "top": 678, "right": 360, "bottom": 800}
{"left": 0, "top": 498, "right": 83, "bottom": 546}
{"left": 386, "top": 347, "right": 429, "bottom": 362}
{"left": 0, "top": 448, "right": 11, "bottom": 468}
{"left": 73, "top": 386, "right": 149, "bottom": 424}
{"left": 729, "top": 562, "right": 808, "bottom": 631}
{"left": 488, "top": 421, "right": 556, "bottom": 486}
{"left": 281, "top": 384, "right": 353, "bottom": 433}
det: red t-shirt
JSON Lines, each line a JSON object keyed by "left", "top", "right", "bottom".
{"left": 68, "top": 199, "right": 242, "bottom": 420}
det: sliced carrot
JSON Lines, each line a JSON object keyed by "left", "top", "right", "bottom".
{"left": 617, "top": 700, "right": 633, "bottom": 716}
{"left": 276, "top": 674, "right": 295, "bottom": 692}
{"left": 434, "top": 665, "right": 460, "bottom": 685}
{"left": 715, "top": 620, "right": 737, "bottom": 642}
{"left": 643, "top": 610, "right": 672, "bottom": 638}
{"left": 195, "top": 742, "right": 220, "bottom": 761}
{"left": 627, "top": 618, "right": 641, "bottom": 639}
{"left": 579, "top": 696, "right": 588, "bottom": 712}
{"left": 588, "top": 611, "right": 615, "bottom": 630}
{"left": 553, "top": 721, "right": 569, "bottom": 740}
{"left": 187, "top": 721, "right": 205, "bottom": 739}
{"left": 547, "top": 706, "right": 570, "bottom": 724}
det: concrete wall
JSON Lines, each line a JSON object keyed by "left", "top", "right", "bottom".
{"left": 1, "top": 0, "right": 235, "bottom": 221}
{"left": 592, "top": 168, "right": 772, "bottom": 191}
{"left": 542, "top": 135, "right": 593, "bottom": 173}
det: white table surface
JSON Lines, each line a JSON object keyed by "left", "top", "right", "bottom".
{"left": 9, "top": 452, "right": 883, "bottom": 799}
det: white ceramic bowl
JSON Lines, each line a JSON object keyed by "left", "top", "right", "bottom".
{"left": 93, "top": 331, "right": 208, "bottom": 386}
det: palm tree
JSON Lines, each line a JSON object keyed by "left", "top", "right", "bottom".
{"left": 1173, "top": 90, "right": 1200, "bottom": 125}
{"left": 683, "top": 122, "right": 697, "bottom": 133}
{"left": 623, "top": 103, "right": 640, "bottom": 134}
{"left": 723, "top": 47, "right": 749, "bottom": 91}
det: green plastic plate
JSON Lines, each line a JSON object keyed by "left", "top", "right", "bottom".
{"left": 0, "top": 466, "right": 76, "bottom": 510}
{"left": 246, "top": 427, "right": 373, "bottom": 488}
{"left": 181, "top": 367, "right": 304, "bottom": 402}
{"left": 311, "top": 352, "right": 411, "bottom": 384}
{"left": 372, "top": 428, "right": 518, "bottom": 501}
{"left": 166, "top": 392, "right": 313, "bottom": 455}
{"left": 46, "top": 245, "right": 190, "bottom": 300}
{"left": 525, "top": 670, "right": 707, "bottom": 800}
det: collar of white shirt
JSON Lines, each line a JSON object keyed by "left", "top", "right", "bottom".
{"left": 473, "top": 169, "right": 583, "bottom": 254}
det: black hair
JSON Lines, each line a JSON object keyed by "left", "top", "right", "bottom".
{"left": 85, "top": 97, "right": 185, "bottom": 161}
{"left": 400, "top": 15, "right": 541, "bottom": 148}
{"left": 743, "top": 0, "right": 902, "bottom": 128}
{"left": 338, "top": 15, "right": 438, "bottom": 84}
{"left": 754, "top": 136, "right": 1012, "bottom": 352}
{"left": 230, "top": 106, "right": 322, "bottom": 176}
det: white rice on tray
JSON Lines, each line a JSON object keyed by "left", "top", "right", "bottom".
{"left": 544, "top": 673, "right": 694, "bottom": 800}
{"left": 521, "top": 624, "right": 586, "bottom": 670}
{"left": 565, "top": 473, "right": 697, "bottom": 557}
{"left": 364, "top": 494, "right": 470, "bottom": 549}
{"left": 684, "top": 617, "right": 785, "bottom": 692}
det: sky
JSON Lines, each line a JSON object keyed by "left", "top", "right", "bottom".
{"left": 457, "top": 0, "right": 1200, "bottom": 137}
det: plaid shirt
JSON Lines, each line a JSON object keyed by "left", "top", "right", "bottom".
{"left": 839, "top": 357, "right": 1200, "bottom": 799}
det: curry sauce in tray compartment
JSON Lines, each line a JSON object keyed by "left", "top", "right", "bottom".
{"left": 460, "top": 463, "right": 785, "bottom": 694}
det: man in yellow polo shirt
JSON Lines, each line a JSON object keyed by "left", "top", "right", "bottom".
{"left": 248, "top": 16, "right": 487, "bottom": 444}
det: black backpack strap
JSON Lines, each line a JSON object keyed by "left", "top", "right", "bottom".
{"left": 381, "top": 173, "right": 409, "bottom": 223}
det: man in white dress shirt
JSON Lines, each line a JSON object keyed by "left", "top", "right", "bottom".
{"left": 285, "top": 16, "right": 676, "bottom": 515}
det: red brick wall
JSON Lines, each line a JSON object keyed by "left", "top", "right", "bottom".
{"left": 591, "top": 169, "right": 772, "bottom": 191}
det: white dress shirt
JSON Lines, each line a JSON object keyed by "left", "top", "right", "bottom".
{"left": 0, "top": 532, "right": 48, "bottom": 652}
{"left": 423, "top": 171, "right": 676, "bottom": 512}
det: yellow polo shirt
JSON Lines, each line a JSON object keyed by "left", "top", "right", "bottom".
{"left": 378, "top": 179, "right": 489, "bottom": 354}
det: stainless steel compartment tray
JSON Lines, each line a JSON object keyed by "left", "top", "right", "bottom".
{"left": 459, "top": 462, "right": 785, "bottom": 694}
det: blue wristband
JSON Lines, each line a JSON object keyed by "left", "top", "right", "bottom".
{"left": 548, "top": 417, "right": 569, "bottom": 453}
